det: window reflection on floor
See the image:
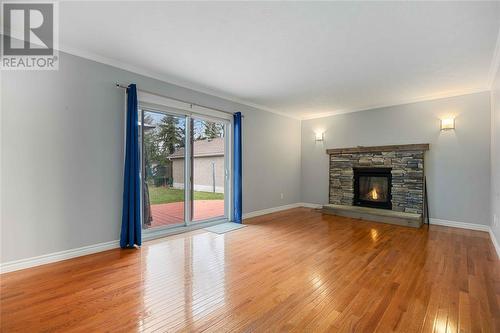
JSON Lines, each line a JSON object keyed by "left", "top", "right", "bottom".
{"left": 140, "top": 232, "right": 226, "bottom": 329}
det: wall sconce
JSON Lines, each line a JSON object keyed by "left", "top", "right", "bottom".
{"left": 440, "top": 118, "right": 455, "bottom": 131}
{"left": 315, "top": 132, "right": 324, "bottom": 142}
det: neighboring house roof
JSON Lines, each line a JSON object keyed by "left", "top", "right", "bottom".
{"left": 169, "top": 137, "right": 225, "bottom": 159}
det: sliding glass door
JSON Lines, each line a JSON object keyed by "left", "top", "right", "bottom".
{"left": 140, "top": 107, "right": 229, "bottom": 231}
{"left": 141, "top": 109, "right": 186, "bottom": 229}
{"left": 190, "top": 117, "right": 227, "bottom": 223}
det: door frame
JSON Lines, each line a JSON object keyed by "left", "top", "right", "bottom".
{"left": 138, "top": 101, "right": 233, "bottom": 238}
{"left": 185, "top": 116, "right": 231, "bottom": 226}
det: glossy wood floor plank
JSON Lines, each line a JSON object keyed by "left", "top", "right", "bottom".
{"left": 1, "top": 208, "right": 499, "bottom": 332}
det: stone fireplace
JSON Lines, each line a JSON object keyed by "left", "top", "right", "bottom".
{"left": 324, "top": 144, "right": 429, "bottom": 227}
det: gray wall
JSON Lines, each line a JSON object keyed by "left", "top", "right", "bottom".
{"left": 491, "top": 68, "right": 500, "bottom": 246}
{"left": 301, "top": 92, "right": 491, "bottom": 226}
{"left": 1, "top": 52, "right": 301, "bottom": 263}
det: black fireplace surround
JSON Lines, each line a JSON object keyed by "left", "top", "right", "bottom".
{"left": 353, "top": 168, "right": 392, "bottom": 210}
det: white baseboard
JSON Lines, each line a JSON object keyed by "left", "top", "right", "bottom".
{"left": 0, "top": 240, "right": 120, "bottom": 274}
{"left": 1, "top": 202, "right": 309, "bottom": 274}
{"left": 243, "top": 203, "right": 303, "bottom": 219}
{"left": 429, "top": 218, "right": 490, "bottom": 232}
{"left": 298, "top": 202, "right": 323, "bottom": 209}
{"left": 429, "top": 218, "right": 500, "bottom": 259}
{"left": 242, "top": 202, "right": 323, "bottom": 220}
{"left": 489, "top": 228, "right": 500, "bottom": 259}
{"left": 3, "top": 206, "right": 497, "bottom": 274}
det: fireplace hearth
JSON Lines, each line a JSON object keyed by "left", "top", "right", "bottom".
{"left": 353, "top": 168, "right": 392, "bottom": 210}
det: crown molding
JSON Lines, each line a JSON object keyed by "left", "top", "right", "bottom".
{"left": 488, "top": 22, "right": 500, "bottom": 89}
{"left": 57, "top": 43, "right": 301, "bottom": 121}
{"left": 300, "top": 88, "right": 490, "bottom": 120}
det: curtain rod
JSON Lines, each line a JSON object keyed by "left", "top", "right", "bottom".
{"left": 116, "top": 83, "right": 242, "bottom": 118}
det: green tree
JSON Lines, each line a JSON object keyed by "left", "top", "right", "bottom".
{"left": 143, "top": 114, "right": 185, "bottom": 187}
{"left": 157, "top": 115, "right": 184, "bottom": 155}
{"left": 203, "top": 121, "right": 224, "bottom": 139}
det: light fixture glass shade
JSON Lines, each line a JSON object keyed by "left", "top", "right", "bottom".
{"left": 315, "top": 132, "right": 324, "bottom": 141}
{"left": 440, "top": 118, "right": 455, "bottom": 130}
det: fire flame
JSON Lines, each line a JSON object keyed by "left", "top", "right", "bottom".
{"left": 370, "top": 188, "right": 378, "bottom": 200}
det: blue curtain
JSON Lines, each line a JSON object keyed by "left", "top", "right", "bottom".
{"left": 120, "top": 84, "right": 142, "bottom": 248}
{"left": 233, "top": 112, "right": 243, "bottom": 223}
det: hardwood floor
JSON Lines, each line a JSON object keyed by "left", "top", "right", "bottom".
{"left": 1, "top": 208, "right": 499, "bottom": 332}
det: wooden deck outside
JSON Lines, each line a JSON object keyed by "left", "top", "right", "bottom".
{"left": 148, "top": 200, "right": 225, "bottom": 227}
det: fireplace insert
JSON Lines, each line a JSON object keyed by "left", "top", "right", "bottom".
{"left": 353, "top": 168, "right": 392, "bottom": 210}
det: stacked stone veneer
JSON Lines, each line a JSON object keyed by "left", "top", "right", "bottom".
{"left": 329, "top": 150, "right": 425, "bottom": 214}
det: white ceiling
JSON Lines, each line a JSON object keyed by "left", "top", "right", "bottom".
{"left": 60, "top": 1, "right": 500, "bottom": 119}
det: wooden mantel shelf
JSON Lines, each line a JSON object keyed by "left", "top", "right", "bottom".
{"left": 326, "top": 143, "right": 430, "bottom": 155}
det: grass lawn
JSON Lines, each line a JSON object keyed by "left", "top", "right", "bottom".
{"left": 148, "top": 186, "right": 224, "bottom": 205}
